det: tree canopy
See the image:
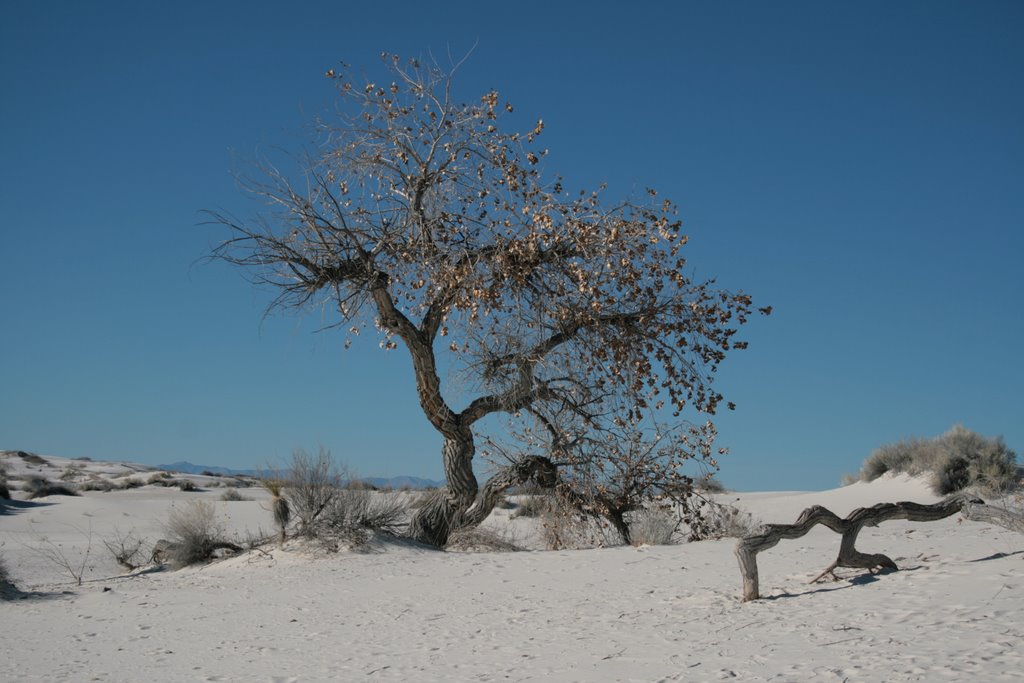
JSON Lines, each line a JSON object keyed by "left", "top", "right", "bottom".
{"left": 211, "top": 54, "right": 769, "bottom": 545}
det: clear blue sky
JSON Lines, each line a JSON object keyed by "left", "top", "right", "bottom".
{"left": 2, "top": 1, "right": 1021, "bottom": 490}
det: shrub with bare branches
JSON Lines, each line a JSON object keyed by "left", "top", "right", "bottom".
{"left": 283, "top": 448, "right": 341, "bottom": 535}
{"left": 163, "top": 500, "right": 239, "bottom": 567}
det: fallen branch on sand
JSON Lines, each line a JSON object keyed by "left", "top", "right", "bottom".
{"left": 735, "top": 495, "right": 1024, "bottom": 601}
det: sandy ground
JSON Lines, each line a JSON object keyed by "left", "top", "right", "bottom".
{"left": 2, "top": 452, "right": 1022, "bottom": 682}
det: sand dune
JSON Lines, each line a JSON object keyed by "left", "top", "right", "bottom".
{"left": 2, "top": 452, "right": 1021, "bottom": 682}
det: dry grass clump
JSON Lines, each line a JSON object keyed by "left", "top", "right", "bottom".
{"left": 696, "top": 502, "right": 764, "bottom": 539}
{"left": 270, "top": 448, "right": 411, "bottom": 544}
{"left": 262, "top": 479, "right": 291, "bottom": 544}
{"left": 147, "top": 472, "right": 173, "bottom": 485}
{"left": 625, "top": 507, "right": 679, "bottom": 546}
{"left": 509, "top": 494, "right": 559, "bottom": 520}
{"left": 25, "top": 477, "right": 79, "bottom": 499}
{"left": 78, "top": 477, "right": 114, "bottom": 492}
{"left": 324, "top": 489, "right": 406, "bottom": 534}
{"left": 858, "top": 425, "right": 1018, "bottom": 495}
{"left": 220, "top": 488, "right": 248, "bottom": 501}
{"left": 15, "top": 451, "right": 48, "bottom": 466}
{"left": 163, "top": 500, "right": 238, "bottom": 567}
{"left": 284, "top": 448, "right": 341, "bottom": 534}
{"left": 59, "top": 465, "right": 85, "bottom": 482}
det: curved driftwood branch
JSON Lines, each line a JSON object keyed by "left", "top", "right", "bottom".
{"left": 735, "top": 495, "right": 996, "bottom": 602}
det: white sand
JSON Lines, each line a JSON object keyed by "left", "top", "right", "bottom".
{"left": 2, "top": 453, "right": 1022, "bottom": 682}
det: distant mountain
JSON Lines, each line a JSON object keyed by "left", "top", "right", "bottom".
{"left": 360, "top": 476, "right": 444, "bottom": 490}
{"left": 156, "top": 461, "right": 443, "bottom": 489}
{"left": 157, "top": 461, "right": 261, "bottom": 477}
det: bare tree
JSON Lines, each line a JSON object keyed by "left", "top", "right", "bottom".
{"left": 210, "top": 53, "right": 767, "bottom": 546}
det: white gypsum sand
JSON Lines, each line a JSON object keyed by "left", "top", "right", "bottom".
{"left": 1, "top": 452, "right": 1022, "bottom": 682}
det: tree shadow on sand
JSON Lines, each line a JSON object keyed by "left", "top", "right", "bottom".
{"left": 0, "top": 498, "right": 56, "bottom": 516}
{"left": 759, "top": 565, "right": 928, "bottom": 601}
{"left": 968, "top": 550, "right": 1024, "bottom": 562}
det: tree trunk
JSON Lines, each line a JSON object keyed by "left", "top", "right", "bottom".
{"left": 733, "top": 495, "right": 1018, "bottom": 602}
{"left": 408, "top": 429, "right": 558, "bottom": 547}
{"left": 409, "top": 428, "right": 477, "bottom": 547}
{"left": 606, "top": 508, "right": 632, "bottom": 546}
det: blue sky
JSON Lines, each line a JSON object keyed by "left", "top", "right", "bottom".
{"left": 2, "top": 1, "right": 1021, "bottom": 490}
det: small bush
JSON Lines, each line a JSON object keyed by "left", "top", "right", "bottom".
{"left": 164, "top": 500, "right": 233, "bottom": 567}
{"left": 626, "top": 507, "right": 679, "bottom": 546}
{"left": 103, "top": 529, "right": 146, "bottom": 572}
{"left": 509, "top": 495, "right": 558, "bottom": 520}
{"left": 120, "top": 478, "right": 144, "bottom": 489}
{"left": 177, "top": 479, "right": 198, "bottom": 492}
{"left": 79, "top": 478, "right": 114, "bottom": 492}
{"left": 695, "top": 474, "right": 727, "bottom": 494}
{"left": 320, "top": 489, "right": 406, "bottom": 536}
{"left": 26, "top": 477, "right": 79, "bottom": 499}
{"left": 220, "top": 488, "right": 248, "bottom": 501}
{"left": 857, "top": 426, "right": 1018, "bottom": 495}
{"left": 60, "top": 465, "right": 84, "bottom": 482}
{"left": 284, "top": 447, "right": 342, "bottom": 534}
{"left": 0, "top": 480, "right": 9, "bottom": 500}
{"left": 697, "top": 501, "right": 763, "bottom": 540}
{"left": 17, "top": 452, "right": 47, "bottom": 466}
{"left": 147, "top": 472, "right": 172, "bottom": 485}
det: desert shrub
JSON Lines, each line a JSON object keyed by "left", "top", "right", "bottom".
{"left": 103, "top": 529, "right": 146, "bottom": 572}
{"left": 120, "top": 478, "right": 144, "bottom": 489}
{"left": 25, "top": 477, "right": 78, "bottom": 499}
{"left": 625, "top": 507, "right": 679, "bottom": 546}
{"left": 261, "top": 480, "right": 291, "bottom": 544}
{"left": 858, "top": 426, "right": 1018, "bottom": 495}
{"left": 147, "top": 472, "right": 172, "bottom": 485}
{"left": 283, "top": 447, "right": 342, "bottom": 534}
{"left": 538, "top": 499, "right": 620, "bottom": 550}
{"left": 164, "top": 500, "right": 234, "bottom": 567}
{"left": 220, "top": 488, "right": 248, "bottom": 501}
{"left": 0, "top": 479, "right": 9, "bottom": 500}
{"left": 934, "top": 425, "right": 1019, "bottom": 495}
{"left": 695, "top": 474, "right": 727, "bottom": 494}
{"left": 24, "top": 524, "right": 94, "bottom": 585}
{"left": 79, "top": 477, "right": 114, "bottom": 492}
{"left": 840, "top": 472, "right": 859, "bottom": 486}
{"left": 693, "top": 501, "right": 763, "bottom": 540}
{"left": 509, "top": 494, "right": 558, "bottom": 520}
{"left": 17, "top": 452, "right": 47, "bottom": 466}
{"left": 320, "top": 489, "right": 406, "bottom": 537}
{"left": 494, "top": 496, "right": 516, "bottom": 510}
{"left": 60, "top": 465, "right": 84, "bottom": 482}
{"left": 177, "top": 479, "right": 198, "bottom": 492}
{"left": 861, "top": 438, "right": 928, "bottom": 481}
